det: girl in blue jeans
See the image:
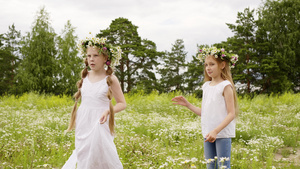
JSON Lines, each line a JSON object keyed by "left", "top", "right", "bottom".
{"left": 172, "top": 47, "right": 239, "bottom": 169}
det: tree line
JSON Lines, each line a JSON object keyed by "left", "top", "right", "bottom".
{"left": 0, "top": 0, "right": 299, "bottom": 97}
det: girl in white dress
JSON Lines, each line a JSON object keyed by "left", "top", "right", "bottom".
{"left": 172, "top": 47, "right": 239, "bottom": 169}
{"left": 62, "top": 35, "right": 126, "bottom": 169}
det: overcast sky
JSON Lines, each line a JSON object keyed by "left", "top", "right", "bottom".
{"left": 0, "top": 0, "right": 263, "bottom": 60}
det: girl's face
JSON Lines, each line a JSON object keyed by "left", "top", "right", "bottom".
{"left": 204, "top": 56, "right": 224, "bottom": 79}
{"left": 86, "top": 47, "right": 107, "bottom": 71}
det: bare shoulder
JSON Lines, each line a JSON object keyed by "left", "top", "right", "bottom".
{"left": 110, "top": 74, "right": 120, "bottom": 83}
{"left": 223, "top": 85, "right": 234, "bottom": 97}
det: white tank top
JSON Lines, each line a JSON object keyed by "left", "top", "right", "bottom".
{"left": 201, "top": 80, "right": 236, "bottom": 138}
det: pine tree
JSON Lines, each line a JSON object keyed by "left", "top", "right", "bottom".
{"left": 159, "top": 39, "right": 187, "bottom": 93}
{"left": 98, "top": 17, "right": 160, "bottom": 92}
{"left": 134, "top": 39, "right": 162, "bottom": 93}
{"left": 0, "top": 24, "right": 21, "bottom": 95}
{"left": 225, "top": 8, "right": 259, "bottom": 94}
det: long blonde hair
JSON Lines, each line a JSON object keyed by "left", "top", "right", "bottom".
{"left": 65, "top": 52, "right": 115, "bottom": 135}
{"left": 204, "top": 55, "right": 239, "bottom": 116}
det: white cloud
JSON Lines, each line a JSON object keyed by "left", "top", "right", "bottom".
{"left": 0, "top": 0, "right": 263, "bottom": 60}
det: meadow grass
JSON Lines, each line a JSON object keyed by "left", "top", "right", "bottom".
{"left": 0, "top": 92, "right": 299, "bottom": 168}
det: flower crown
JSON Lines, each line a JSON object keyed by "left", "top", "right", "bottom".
{"left": 77, "top": 34, "right": 122, "bottom": 68}
{"left": 196, "top": 46, "right": 239, "bottom": 68}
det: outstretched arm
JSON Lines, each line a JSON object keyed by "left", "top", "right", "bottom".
{"left": 172, "top": 96, "right": 201, "bottom": 116}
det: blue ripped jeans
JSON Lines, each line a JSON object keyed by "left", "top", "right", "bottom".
{"left": 204, "top": 138, "right": 232, "bottom": 169}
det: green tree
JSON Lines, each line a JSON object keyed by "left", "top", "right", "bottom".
{"left": 185, "top": 45, "right": 206, "bottom": 97}
{"left": 133, "top": 39, "right": 162, "bottom": 93}
{"left": 225, "top": 8, "right": 259, "bottom": 94}
{"left": 3, "top": 24, "right": 21, "bottom": 55}
{"left": 0, "top": 24, "right": 21, "bottom": 95}
{"left": 98, "top": 17, "right": 160, "bottom": 92}
{"left": 159, "top": 39, "right": 187, "bottom": 93}
{"left": 0, "top": 50, "right": 14, "bottom": 95}
{"left": 256, "top": 0, "right": 300, "bottom": 93}
{"left": 0, "top": 34, "right": 3, "bottom": 46}
{"left": 16, "top": 7, "right": 58, "bottom": 93}
{"left": 56, "top": 20, "right": 82, "bottom": 95}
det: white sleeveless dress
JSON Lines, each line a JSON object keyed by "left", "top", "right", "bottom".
{"left": 62, "top": 76, "right": 123, "bottom": 169}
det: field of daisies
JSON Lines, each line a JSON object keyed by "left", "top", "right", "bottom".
{"left": 0, "top": 92, "right": 299, "bottom": 168}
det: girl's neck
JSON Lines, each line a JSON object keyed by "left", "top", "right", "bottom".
{"left": 210, "top": 76, "right": 225, "bottom": 85}
{"left": 89, "top": 68, "right": 106, "bottom": 76}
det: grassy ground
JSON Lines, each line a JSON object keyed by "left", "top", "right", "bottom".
{"left": 0, "top": 92, "right": 299, "bottom": 168}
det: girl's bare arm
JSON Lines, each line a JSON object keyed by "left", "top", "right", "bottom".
{"left": 172, "top": 96, "right": 201, "bottom": 116}
{"left": 110, "top": 75, "right": 126, "bottom": 113}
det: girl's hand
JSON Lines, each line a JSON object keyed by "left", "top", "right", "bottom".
{"left": 205, "top": 130, "right": 217, "bottom": 143}
{"left": 99, "top": 110, "right": 110, "bottom": 124}
{"left": 172, "top": 96, "right": 189, "bottom": 107}
{"left": 172, "top": 96, "right": 201, "bottom": 116}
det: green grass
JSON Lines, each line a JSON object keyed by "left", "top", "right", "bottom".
{"left": 0, "top": 92, "right": 299, "bottom": 168}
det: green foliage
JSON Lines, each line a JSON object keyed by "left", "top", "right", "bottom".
{"left": 0, "top": 34, "right": 3, "bottom": 47}
{"left": 0, "top": 92, "right": 299, "bottom": 168}
{"left": 56, "top": 20, "right": 83, "bottom": 95}
{"left": 2, "top": 24, "right": 21, "bottom": 56}
{"left": 256, "top": 0, "right": 300, "bottom": 93}
{"left": 185, "top": 54, "right": 205, "bottom": 97}
{"left": 16, "top": 7, "right": 58, "bottom": 94}
{"left": 215, "top": 0, "right": 300, "bottom": 94}
{"left": 0, "top": 49, "right": 16, "bottom": 95}
{"left": 98, "top": 18, "right": 161, "bottom": 93}
{"left": 1, "top": 0, "right": 299, "bottom": 96}
{"left": 159, "top": 39, "right": 187, "bottom": 93}
{"left": 131, "top": 39, "right": 163, "bottom": 93}
{"left": 224, "top": 8, "right": 259, "bottom": 94}
{"left": 0, "top": 24, "right": 21, "bottom": 95}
